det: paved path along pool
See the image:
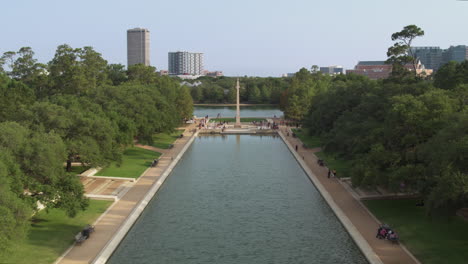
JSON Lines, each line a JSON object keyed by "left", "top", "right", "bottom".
{"left": 281, "top": 126, "right": 419, "bottom": 264}
{"left": 56, "top": 125, "right": 197, "bottom": 264}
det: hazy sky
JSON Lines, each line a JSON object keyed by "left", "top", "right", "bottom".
{"left": 1, "top": 0, "right": 467, "bottom": 76}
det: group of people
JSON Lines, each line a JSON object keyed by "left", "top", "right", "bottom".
{"left": 376, "top": 224, "right": 399, "bottom": 243}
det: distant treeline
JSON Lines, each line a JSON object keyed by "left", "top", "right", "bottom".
{"left": 0, "top": 45, "right": 192, "bottom": 254}
{"left": 186, "top": 76, "right": 291, "bottom": 104}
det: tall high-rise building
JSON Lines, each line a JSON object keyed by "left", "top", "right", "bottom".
{"left": 411, "top": 47, "right": 443, "bottom": 71}
{"left": 127, "top": 28, "right": 150, "bottom": 66}
{"left": 442, "top": 45, "right": 468, "bottom": 65}
{"left": 168, "top": 51, "right": 204, "bottom": 75}
{"left": 412, "top": 45, "right": 467, "bottom": 71}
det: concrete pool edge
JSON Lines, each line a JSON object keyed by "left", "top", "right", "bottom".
{"left": 92, "top": 131, "right": 199, "bottom": 264}
{"left": 278, "top": 131, "right": 383, "bottom": 264}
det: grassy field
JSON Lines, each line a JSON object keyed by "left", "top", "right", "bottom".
{"left": 211, "top": 117, "right": 266, "bottom": 123}
{"left": 95, "top": 147, "right": 161, "bottom": 178}
{"left": 292, "top": 128, "right": 322, "bottom": 148}
{"left": 364, "top": 199, "right": 468, "bottom": 264}
{"left": 2, "top": 200, "right": 112, "bottom": 264}
{"left": 314, "top": 152, "right": 352, "bottom": 178}
{"left": 151, "top": 130, "right": 183, "bottom": 149}
{"left": 292, "top": 128, "right": 351, "bottom": 178}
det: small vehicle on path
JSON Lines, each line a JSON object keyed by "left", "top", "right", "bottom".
{"left": 376, "top": 224, "right": 399, "bottom": 244}
{"left": 75, "top": 224, "right": 95, "bottom": 245}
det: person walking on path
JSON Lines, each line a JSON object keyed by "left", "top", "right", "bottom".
{"left": 328, "top": 169, "right": 331, "bottom": 178}
{"left": 295, "top": 145, "right": 298, "bottom": 151}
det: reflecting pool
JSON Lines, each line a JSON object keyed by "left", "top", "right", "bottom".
{"left": 193, "top": 105, "right": 283, "bottom": 118}
{"left": 108, "top": 135, "right": 367, "bottom": 264}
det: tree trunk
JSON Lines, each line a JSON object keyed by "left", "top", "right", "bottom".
{"left": 66, "top": 159, "right": 72, "bottom": 172}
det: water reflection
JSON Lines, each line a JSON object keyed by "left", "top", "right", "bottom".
{"left": 193, "top": 105, "right": 283, "bottom": 118}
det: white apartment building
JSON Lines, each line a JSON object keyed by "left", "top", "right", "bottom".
{"left": 168, "top": 51, "right": 204, "bottom": 75}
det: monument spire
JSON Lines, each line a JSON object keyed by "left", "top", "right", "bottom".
{"left": 235, "top": 78, "right": 241, "bottom": 128}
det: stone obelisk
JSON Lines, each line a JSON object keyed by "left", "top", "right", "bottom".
{"left": 235, "top": 78, "right": 241, "bottom": 128}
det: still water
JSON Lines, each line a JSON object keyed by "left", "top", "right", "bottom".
{"left": 193, "top": 105, "right": 283, "bottom": 118}
{"left": 108, "top": 135, "right": 367, "bottom": 264}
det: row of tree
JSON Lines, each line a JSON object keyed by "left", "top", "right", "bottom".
{"left": 280, "top": 25, "right": 467, "bottom": 216}
{"left": 188, "top": 76, "right": 290, "bottom": 104}
{"left": 0, "top": 45, "right": 193, "bottom": 254}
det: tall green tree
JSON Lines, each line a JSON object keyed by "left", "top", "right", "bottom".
{"left": 386, "top": 25, "right": 424, "bottom": 78}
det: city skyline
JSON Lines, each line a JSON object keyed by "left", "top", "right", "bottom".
{"left": 1, "top": 0, "right": 468, "bottom": 77}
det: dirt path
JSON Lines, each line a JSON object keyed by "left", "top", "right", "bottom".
{"left": 280, "top": 126, "right": 419, "bottom": 264}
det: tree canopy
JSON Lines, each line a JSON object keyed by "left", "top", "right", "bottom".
{"left": 0, "top": 44, "right": 192, "bottom": 254}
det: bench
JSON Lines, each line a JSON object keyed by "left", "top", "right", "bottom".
{"left": 151, "top": 159, "right": 159, "bottom": 167}
{"left": 168, "top": 144, "right": 174, "bottom": 149}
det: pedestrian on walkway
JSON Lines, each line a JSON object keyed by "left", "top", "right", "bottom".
{"left": 295, "top": 145, "right": 298, "bottom": 151}
{"left": 328, "top": 169, "right": 331, "bottom": 178}
{"left": 332, "top": 169, "right": 337, "bottom": 178}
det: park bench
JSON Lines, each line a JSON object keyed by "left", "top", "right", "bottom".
{"left": 151, "top": 159, "right": 159, "bottom": 167}
{"left": 168, "top": 144, "right": 174, "bottom": 149}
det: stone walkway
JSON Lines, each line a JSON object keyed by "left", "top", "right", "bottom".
{"left": 80, "top": 177, "right": 133, "bottom": 198}
{"left": 56, "top": 125, "right": 197, "bottom": 264}
{"left": 280, "top": 126, "right": 419, "bottom": 264}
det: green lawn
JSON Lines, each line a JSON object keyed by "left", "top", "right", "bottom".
{"left": 151, "top": 130, "right": 183, "bottom": 149}
{"left": 2, "top": 200, "right": 112, "bottom": 264}
{"left": 364, "top": 199, "right": 468, "bottom": 264}
{"left": 211, "top": 118, "right": 266, "bottom": 123}
{"left": 314, "top": 151, "right": 352, "bottom": 178}
{"left": 95, "top": 147, "right": 161, "bottom": 178}
{"left": 292, "top": 128, "right": 322, "bottom": 148}
{"left": 292, "top": 128, "right": 350, "bottom": 178}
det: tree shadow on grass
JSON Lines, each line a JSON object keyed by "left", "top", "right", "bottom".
{"left": 28, "top": 222, "right": 81, "bottom": 254}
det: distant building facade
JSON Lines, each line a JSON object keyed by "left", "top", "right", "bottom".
{"left": 281, "top": 73, "right": 296, "bottom": 77}
{"left": 203, "top": 70, "right": 224, "bottom": 77}
{"left": 319, "top": 65, "right": 344, "bottom": 75}
{"left": 127, "top": 28, "right": 150, "bottom": 66}
{"left": 347, "top": 60, "right": 432, "bottom": 80}
{"left": 346, "top": 61, "right": 392, "bottom": 79}
{"left": 411, "top": 47, "right": 443, "bottom": 71}
{"left": 168, "top": 51, "right": 204, "bottom": 75}
{"left": 412, "top": 45, "right": 468, "bottom": 71}
{"left": 442, "top": 45, "right": 468, "bottom": 65}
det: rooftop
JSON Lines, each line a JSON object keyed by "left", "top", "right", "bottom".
{"left": 357, "top": 61, "right": 387, "bottom": 66}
